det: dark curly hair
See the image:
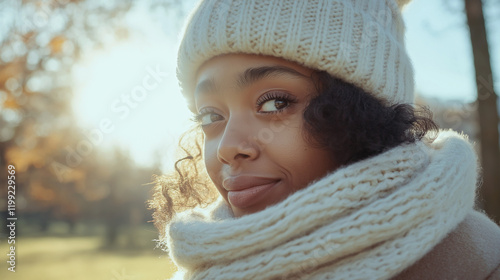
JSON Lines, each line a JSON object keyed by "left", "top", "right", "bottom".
{"left": 148, "top": 71, "right": 438, "bottom": 238}
{"left": 304, "top": 71, "right": 438, "bottom": 165}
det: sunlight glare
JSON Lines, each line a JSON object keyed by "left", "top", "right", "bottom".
{"left": 71, "top": 9, "right": 193, "bottom": 170}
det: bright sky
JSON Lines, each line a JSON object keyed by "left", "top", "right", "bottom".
{"left": 72, "top": 2, "right": 194, "bottom": 171}
{"left": 71, "top": 0, "right": 500, "bottom": 170}
{"left": 404, "top": 0, "right": 499, "bottom": 102}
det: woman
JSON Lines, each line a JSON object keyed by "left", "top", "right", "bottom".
{"left": 149, "top": 0, "right": 500, "bottom": 279}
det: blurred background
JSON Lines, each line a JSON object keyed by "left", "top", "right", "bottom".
{"left": 0, "top": 0, "right": 499, "bottom": 279}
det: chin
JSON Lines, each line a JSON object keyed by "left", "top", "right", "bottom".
{"left": 231, "top": 205, "right": 263, "bottom": 217}
{"left": 229, "top": 193, "right": 289, "bottom": 217}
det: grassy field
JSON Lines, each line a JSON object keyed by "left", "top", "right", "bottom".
{"left": 0, "top": 225, "right": 177, "bottom": 280}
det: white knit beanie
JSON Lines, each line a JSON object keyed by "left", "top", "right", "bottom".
{"left": 177, "top": 0, "right": 414, "bottom": 112}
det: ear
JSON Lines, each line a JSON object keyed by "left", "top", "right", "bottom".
{"left": 395, "top": 0, "right": 412, "bottom": 9}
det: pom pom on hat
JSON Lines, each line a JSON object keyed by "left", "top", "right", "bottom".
{"left": 177, "top": 0, "right": 415, "bottom": 113}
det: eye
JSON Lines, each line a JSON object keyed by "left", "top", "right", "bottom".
{"left": 256, "top": 91, "right": 297, "bottom": 113}
{"left": 195, "top": 109, "right": 224, "bottom": 126}
{"left": 260, "top": 98, "right": 289, "bottom": 112}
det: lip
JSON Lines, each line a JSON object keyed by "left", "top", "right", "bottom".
{"left": 223, "top": 176, "right": 280, "bottom": 208}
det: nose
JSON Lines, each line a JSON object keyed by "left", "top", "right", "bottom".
{"left": 217, "top": 116, "right": 260, "bottom": 165}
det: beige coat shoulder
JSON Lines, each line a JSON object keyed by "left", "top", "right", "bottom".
{"left": 394, "top": 210, "right": 500, "bottom": 280}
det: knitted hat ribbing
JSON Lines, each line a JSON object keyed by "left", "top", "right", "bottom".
{"left": 177, "top": 0, "right": 414, "bottom": 112}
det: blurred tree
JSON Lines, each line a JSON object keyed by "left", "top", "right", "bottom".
{"left": 0, "top": 0, "right": 135, "bottom": 232}
{"left": 416, "top": 95, "right": 478, "bottom": 140}
{"left": 0, "top": 0, "right": 164, "bottom": 244}
{"left": 464, "top": 0, "right": 500, "bottom": 223}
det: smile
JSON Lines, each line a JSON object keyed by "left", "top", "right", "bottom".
{"left": 223, "top": 176, "right": 281, "bottom": 208}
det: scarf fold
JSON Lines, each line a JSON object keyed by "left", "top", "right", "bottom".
{"left": 165, "top": 130, "right": 479, "bottom": 280}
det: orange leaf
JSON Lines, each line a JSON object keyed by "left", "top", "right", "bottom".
{"left": 29, "top": 181, "right": 56, "bottom": 202}
{"left": 0, "top": 60, "right": 23, "bottom": 86}
{"left": 2, "top": 95, "right": 19, "bottom": 109}
{"left": 49, "top": 36, "right": 66, "bottom": 53}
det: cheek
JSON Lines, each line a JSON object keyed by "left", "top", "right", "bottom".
{"left": 282, "top": 148, "right": 333, "bottom": 191}
{"left": 266, "top": 120, "right": 335, "bottom": 189}
{"left": 267, "top": 116, "right": 309, "bottom": 163}
{"left": 299, "top": 148, "right": 336, "bottom": 185}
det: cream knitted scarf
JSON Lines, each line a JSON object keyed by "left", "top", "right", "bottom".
{"left": 165, "top": 131, "right": 478, "bottom": 280}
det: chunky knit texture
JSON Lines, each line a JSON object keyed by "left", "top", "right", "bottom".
{"left": 177, "top": 0, "right": 415, "bottom": 112}
{"left": 165, "top": 130, "right": 479, "bottom": 280}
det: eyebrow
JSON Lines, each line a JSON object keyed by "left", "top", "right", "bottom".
{"left": 237, "top": 65, "right": 309, "bottom": 88}
{"left": 194, "top": 65, "right": 309, "bottom": 96}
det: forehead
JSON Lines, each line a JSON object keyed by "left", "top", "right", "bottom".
{"left": 194, "top": 54, "right": 315, "bottom": 85}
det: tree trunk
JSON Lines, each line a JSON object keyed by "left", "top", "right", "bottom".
{"left": 464, "top": 0, "right": 500, "bottom": 223}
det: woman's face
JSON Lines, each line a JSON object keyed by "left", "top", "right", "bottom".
{"left": 194, "top": 54, "right": 337, "bottom": 217}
